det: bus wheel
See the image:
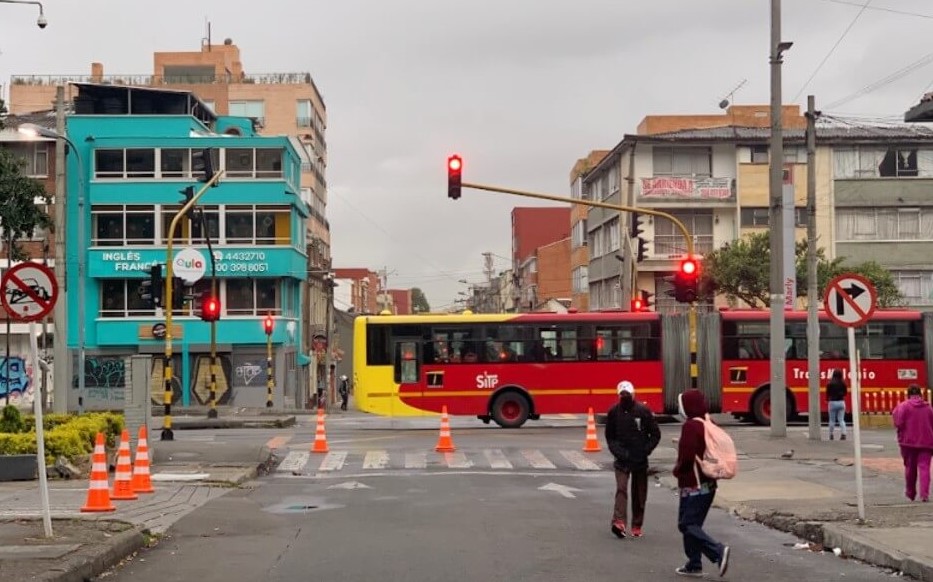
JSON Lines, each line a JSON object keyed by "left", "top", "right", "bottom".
{"left": 751, "top": 390, "right": 793, "bottom": 426}
{"left": 491, "top": 392, "right": 530, "bottom": 429}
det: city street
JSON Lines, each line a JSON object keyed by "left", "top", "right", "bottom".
{"left": 94, "top": 414, "right": 899, "bottom": 581}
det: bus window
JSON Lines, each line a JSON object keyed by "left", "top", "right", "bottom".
{"left": 431, "top": 327, "right": 478, "bottom": 364}
{"left": 366, "top": 324, "right": 391, "bottom": 366}
{"left": 394, "top": 341, "right": 420, "bottom": 384}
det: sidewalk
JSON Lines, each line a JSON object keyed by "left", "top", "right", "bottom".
{"left": 659, "top": 424, "right": 933, "bottom": 580}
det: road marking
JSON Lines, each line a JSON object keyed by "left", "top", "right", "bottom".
{"left": 443, "top": 451, "right": 473, "bottom": 469}
{"left": 521, "top": 449, "right": 556, "bottom": 469}
{"left": 316, "top": 451, "right": 348, "bottom": 472}
{"left": 265, "top": 435, "right": 293, "bottom": 450}
{"left": 328, "top": 481, "right": 371, "bottom": 490}
{"left": 539, "top": 482, "right": 583, "bottom": 498}
{"left": 276, "top": 451, "right": 309, "bottom": 473}
{"left": 362, "top": 450, "right": 389, "bottom": 470}
{"left": 483, "top": 448, "right": 513, "bottom": 469}
{"left": 404, "top": 452, "right": 427, "bottom": 469}
{"left": 560, "top": 450, "right": 602, "bottom": 471}
{"left": 558, "top": 414, "right": 578, "bottom": 420}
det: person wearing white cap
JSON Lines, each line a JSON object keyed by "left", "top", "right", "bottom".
{"left": 605, "top": 380, "right": 660, "bottom": 539}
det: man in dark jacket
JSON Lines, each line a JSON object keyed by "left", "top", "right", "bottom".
{"left": 605, "top": 380, "right": 661, "bottom": 538}
{"left": 673, "top": 389, "right": 730, "bottom": 577}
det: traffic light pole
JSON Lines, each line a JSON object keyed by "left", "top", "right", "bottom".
{"left": 266, "top": 325, "right": 274, "bottom": 408}
{"left": 197, "top": 207, "right": 219, "bottom": 419}
{"left": 161, "top": 170, "right": 224, "bottom": 441}
{"left": 460, "top": 181, "right": 700, "bottom": 389}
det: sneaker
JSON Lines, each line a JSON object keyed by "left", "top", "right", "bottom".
{"left": 631, "top": 526, "right": 643, "bottom": 537}
{"left": 840, "top": 434, "right": 847, "bottom": 441}
{"left": 829, "top": 434, "right": 834, "bottom": 440}
{"left": 610, "top": 520, "right": 626, "bottom": 538}
{"left": 675, "top": 566, "right": 704, "bottom": 577}
{"left": 719, "top": 546, "right": 731, "bottom": 577}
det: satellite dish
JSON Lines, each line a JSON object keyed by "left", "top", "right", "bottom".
{"left": 719, "top": 99, "right": 730, "bottom": 110}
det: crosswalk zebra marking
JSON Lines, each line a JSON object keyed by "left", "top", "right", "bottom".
{"left": 483, "top": 449, "right": 513, "bottom": 469}
{"left": 520, "top": 449, "right": 557, "bottom": 469}
{"left": 276, "top": 451, "right": 309, "bottom": 473}
{"left": 363, "top": 450, "right": 389, "bottom": 470}
{"left": 317, "top": 451, "right": 348, "bottom": 472}
{"left": 443, "top": 451, "right": 473, "bottom": 469}
{"left": 404, "top": 452, "right": 427, "bottom": 469}
{"left": 560, "top": 450, "right": 602, "bottom": 471}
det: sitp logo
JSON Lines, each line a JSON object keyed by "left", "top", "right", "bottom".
{"left": 476, "top": 372, "right": 499, "bottom": 389}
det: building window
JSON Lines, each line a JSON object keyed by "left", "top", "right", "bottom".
{"left": 229, "top": 100, "right": 265, "bottom": 125}
{"left": 654, "top": 211, "right": 714, "bottom": 255}
{"left": 92, "top": 205, "right": 156, "bottom": 246}
{"left": 100, "top": 279, "right": 152, "bottom": 317}
{"left": 571, "top": 220, "right": 587, "bottom": 248}
{"left": 572, "top": 266, "right": 588, "bottom": 294}
{"left": 835, "top": 207, "right": 933, "bottom": 241}
{"left": 126, "top": 149, "right": 155, "bottom": 178}
{"left": 607, "top": 217, "right": 620, "bottom": 252}
{"left": 834, "top": 147, "right": 933, "bottom": 178}
{"left": 223, "top": 148, "right": 283, "bottom": 179}
{"left": 297, "top": 100, "right": 313, "bottom": 127}
{"left": 95, "top": 149, "right": 125, "bottom": 179}
{"left": 161, "top": 149, "right": 191, "bottom": 178}
{"left": 223, "top": 205, "right": 290, "bottom": 245}
{"left": 893, "top": 270, "right": 933, "bottom": 305}
{"left": 7, "top": 143, "right": 49, "bottom": 177}
{"left": 226, "top": 278, "right": 281, "bottom": 316}
{"left": 653, "top": 147, "right": 712, "bottom": 177}
{"left": 609, "top": 169, "right": 619, "bottom": 193}
{"left": 741, "top": 207, "right": 807, "bottom": 228}
{"left": 751, "top": 145, "right": 769, "bottom": 164}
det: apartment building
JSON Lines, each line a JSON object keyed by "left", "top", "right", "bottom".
{"left": 53, "top": 83, "right": 309, "bottom": 410}
{"left": 8, "top": 37, "right": 332, "bottom": 389}
{"left": 581, "top": 104, "right": 933, "bottom": 311}
{"left": 569, "top": 151, "right": 608, "bottom": 311}
{"left": 511, "top": 207, "right": 570, "bottom": 311}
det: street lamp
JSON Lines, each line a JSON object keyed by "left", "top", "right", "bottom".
{"left": 18, "top": 123, "right": 85, "bottom": 413}
{"left": 0, "top": 0, "right": 47, "bottom": 28}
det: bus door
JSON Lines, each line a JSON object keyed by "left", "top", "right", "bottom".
{"left": 393, "top": 338, "right": 422, "bottom": 387}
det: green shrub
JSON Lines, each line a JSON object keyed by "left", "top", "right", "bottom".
{"left": 45, "top": 427, "right": 90, "bottom": 463}
{"left": 22, "top": 413, "right": 75, "bottom": 432}
{"left": 0, "top": 432, "right": 37, "bottom": 455}
{"left": 0, "top": 405, "right": 25, "bottom": 434}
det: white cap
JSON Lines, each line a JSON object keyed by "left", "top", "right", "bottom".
{"left": 617, "top": 381, "right": 634, "bottom": 396}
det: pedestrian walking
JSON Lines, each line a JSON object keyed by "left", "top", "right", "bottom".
{"left": 339, "top": 375, "right": 350, "bottom": 411}
{"left": 892, "top": 384, "right": 933, "bottom": 502}
{"left": 826, "top": 369, "right": 848, "bottom": 441}
{"left": 604, "top": 380, "right": 661, "bottom": 539}
{"left": 673, "top": 388, "right": 730, "bottom": 577}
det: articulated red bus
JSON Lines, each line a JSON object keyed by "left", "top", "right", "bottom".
{"left": 354, "top": 308, "right": 932, "bottom": 427}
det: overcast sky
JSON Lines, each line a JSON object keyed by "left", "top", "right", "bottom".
{"left": 2, "top": 0, "right": 932, "bottom": 310}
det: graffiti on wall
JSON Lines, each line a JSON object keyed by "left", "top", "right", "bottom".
{"left": 191, "top": 355, "right": 232, "bottom": 405}
{"left": 73, "top": 356, "right": 127, "bottom": 406}
{"left": 149, "top": 357, "right": 182, "bottom": 406}
{"left": 232, "top": 355, "right": 268, "bottom": 388}
{"left": 0, "top": 356, "right": 35, "bottom": 406}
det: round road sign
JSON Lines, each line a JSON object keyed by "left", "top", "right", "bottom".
{"left": 0, "top": 262, "right": 58, "bottom": 322}
{"left": 823, "top": 273, "right": 877, "bottom": 328}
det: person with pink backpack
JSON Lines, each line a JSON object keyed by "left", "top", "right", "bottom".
{"left": 672, "top": 389, "right": 732, "bottom": 578}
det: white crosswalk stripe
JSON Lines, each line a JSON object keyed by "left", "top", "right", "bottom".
{"left": 362, "top": 450, "right": 389, "bottom": 470}
{"left": 404, "top": 452, "right": 427, "bottom": 469}
{"left": 520, "top": 449, "right": 557, "bottom": 469}
{"left": 316, "top": 451, "right": 348, "bottom": 472}
{"left": 483, "top": 448, "right": 513, "bottom": 469}
{"left": 272, "top": 448, "right": 610, "bottom": 475}
{"left": 559, "top": 450, "right": 602, "bottom": 471}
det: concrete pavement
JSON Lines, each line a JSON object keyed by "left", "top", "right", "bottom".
{"left": 1, "top": 410, "right": 932, "bottom": 581}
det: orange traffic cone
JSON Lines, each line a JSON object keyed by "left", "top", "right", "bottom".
{"left": 132, "top": 425, "right": 155, "bottom": 494}
{"left": 311, "top": 408, "right": 329, "bottom": 453}
{"left": 434, "top": 405, "right": 456, "bottom": 452}
{"left": 111, "top": 429, "right": 138, "bottom": 501}
{"left": 583, "top": 407, "right": 602, "bottom": 452}
{"left": 81, "top": 432, "right": 116, "bottom": 513}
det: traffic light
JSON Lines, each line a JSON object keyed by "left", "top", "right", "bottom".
{"left": 666, "top": 257, "right": 700, "bottom": 303}
{"left": 199, "top": 294, "right": 221, "bottom": 322}
{"left": 641, "top": 289, "right": 655, "bottom": 311}
{"left": 636, "top": 237, "right": 649, "bottom": 262}
{"left": 138, "top": 264, "right": 163, "bottom": 307}
{"left": 171, "top": 277, "right": 186, "bottom": 311}
{"left": 630, "top": 212, "right": 645, "bottom": 239}
{"left": 263, "top": 314, "right": 274, "bottom": 336}
{"left": 191, "top": 148, "right": 217, "bottom": 184}
{"left": 447, "top": 154, "right": 462, "bottom": 200}
{"left": 631, "top": 296, "right": 644, "bottom": 312}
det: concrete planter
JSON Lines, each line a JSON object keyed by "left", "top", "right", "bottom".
{"left": 0, "top": 454, "right": 37, "bottom": 481}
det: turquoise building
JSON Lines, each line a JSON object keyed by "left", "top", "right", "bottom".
{"left": 64, "top": 83, "right": 309, "bottom": 410}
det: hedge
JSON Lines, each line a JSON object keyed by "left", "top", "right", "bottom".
{"left": 0, "top": 407, "right": 125, "bottom": 464}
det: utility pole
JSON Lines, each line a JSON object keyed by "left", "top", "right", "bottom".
{"left": 51, "top": 86, "right": 67, "bottom": 413}
{"left": 621, "top": 146, "right": 636, "bottom": 307}
{"left": 769, "top": 0, "right": 790, "bottom": 437}
{"left": 806, "top": 95, "right": 821, "bottom": 441}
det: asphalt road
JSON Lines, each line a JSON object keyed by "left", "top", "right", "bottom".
{"left": 98, "top": 419, "right": 896, "bottom": 582}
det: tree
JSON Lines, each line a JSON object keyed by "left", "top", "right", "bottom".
{"left": 703, "top": 231, "right": 902, "bottom": 308}
{"left": 411, "top": 287, "right": 430, "bottom": 313}
{"left": 0, "top": 148, "right": 52, "bottom": 261}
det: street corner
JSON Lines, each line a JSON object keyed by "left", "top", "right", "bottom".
{"left": 150, "top": 464, "right": 258, "bottom": 486}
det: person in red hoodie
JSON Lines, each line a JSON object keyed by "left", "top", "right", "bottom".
{"left": 892, "top": 384, "right": 933, "bottom": 502}
{"left": 672, "top": 389, "right": 730, "bottom": 578}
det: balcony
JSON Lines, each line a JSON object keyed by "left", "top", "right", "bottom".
{"left": 652, "top": 234, "right": 715, "bottom": 257}
{"left": 637, "top": 176, "right": 736, "bottom": 203}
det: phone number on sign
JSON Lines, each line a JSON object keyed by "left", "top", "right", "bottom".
{"left": 213, "top": 251, "right": 267, "bottom": 262}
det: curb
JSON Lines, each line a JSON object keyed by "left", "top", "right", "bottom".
{"left": 167, "top": 416, "right": 297, "bottom": 430}
{"left": 40, "top": 525, "right": 149, "bottom": 582}
{"left": 822, "top": 524, "right": 933, "bottom": 581}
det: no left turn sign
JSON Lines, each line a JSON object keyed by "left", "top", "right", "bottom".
{"left": 0, "top": 262, "right": 58, "bottom": 322}
{"left": 823, "top": 273, "right": 877, "bottom": 328}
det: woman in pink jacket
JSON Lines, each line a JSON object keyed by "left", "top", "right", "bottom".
{"left": 892, "top": 384, "right": 933, "bottom": 502}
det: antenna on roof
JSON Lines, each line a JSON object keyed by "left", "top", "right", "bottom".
{"left": 202, "top": 18, "right": 212, "bottom": 50}
{"left": 718, "top": 79, "right": 748, "bottom": 109}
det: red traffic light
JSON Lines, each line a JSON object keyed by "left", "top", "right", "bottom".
{"left": 448, "top": 155, "right": 462, "bottom": 172}
{"left": 199, "top": 295, "right": 221, "bottom": 322}
{"left": 263, "top": 315, "right": 274, "bottom": 335}
{"left": 447, "top": 154, "right": 463, "bottom": 200}
{"left": 631, "top": 298, "right": 644, "bottom": 312}
{"left": 680, "top": 258, "right": 698, "bottom": 277}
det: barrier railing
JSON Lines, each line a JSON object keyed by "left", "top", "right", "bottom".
{"left": 860, "top": 388, "right": 932, "bottom": 415}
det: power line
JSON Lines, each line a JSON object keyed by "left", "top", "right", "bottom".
{"left": 792, "top": 0, "right": 872, "bottom": 102}
{"left": 818, "top": 0, "right": 933, "bottom": 19}
{"left": 824, "top": 50, "right": 933, "bottom": 110}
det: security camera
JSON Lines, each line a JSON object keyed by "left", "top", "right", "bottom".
{"left": 36, "top": 15, "right": 48, "bottom": 29}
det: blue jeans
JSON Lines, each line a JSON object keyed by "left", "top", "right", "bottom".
{"left": 828, "top": 400, "right": 846, "bottom": 437}
{"left": 678, "top": 486, "right": 726, "bottom": 570}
